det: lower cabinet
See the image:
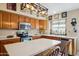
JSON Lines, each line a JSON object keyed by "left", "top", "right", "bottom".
{"left": 32, "top": 36, "right": 75, "bottom": 55}
{"left": 0, "top": 38, "right": 20, "bottom": 56}
{"left": 32, "top": 36, "right": 42, "bottom": 40}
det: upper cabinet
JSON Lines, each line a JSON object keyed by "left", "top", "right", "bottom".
{"left": 0, "top": 11, "right": 2, "bottom": 29}
{"left": 39, "top": 20, "right": 44, "bottom": 30}
{"left": 35, "top": 19, "right": 39, "bottom": 29}
{"left": 39, "top": 20, "right": 48, "bottom": 33}
{"left": 10, "top": 13, "right": 19, "bottom": 29}
{"left": 25, "top": 17, "right": 31, "bottom": 23}
{"left": 2, "top": 11, "right": 11, "bottom": 29}
{"left": 0, "top": 11, "right": 48, "bottom": 30}
{"left": 43, "top": 20, "right": 48, "bottom": 30}
{"left": 30, "top": 18, "right": 36, "bottom": 29}
{"left": 18, "top": 15, "right": 25, "bottom": 23}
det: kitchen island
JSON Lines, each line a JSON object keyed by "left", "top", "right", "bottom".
{"left": 4, "top": 38, "right": 61, "bottom": 56}
{"left": 32, "top": 34, "right": 77, "bottom": 55}
{"left": 0, "top": 37, "right": 20, "bottom": 56}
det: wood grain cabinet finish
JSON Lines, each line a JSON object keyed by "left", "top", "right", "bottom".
{"left": 0, "top": 11, "right": 48, "bottom": 30}
{"left": 25, "top": 17, "right": 31, "bottom": 23}
{"left": 44, "top": 20, "right": 48, "bottom": 30}
{"left": 18, "top": 15, "right": 25, "bottom": 23}
{"left": 2, "top": 11, "right": 11, "bottom": 29}
{"left": 39, "top": 20, "right": 48, "bottom": 33}
{"left": 0, "top": 11, "right": 2, "bottom": 29}
{"left": 39, "top": 20, "right": 46, "bottom": 33}
{"left": 10, "top": 13, "right": 19, "bottom": 29}
{"left": 30, "top": 18, "right": 36, "bottom": 29}
{"left": 32, "top": 36, "right": 42, "bottom": 40}
{"left": 0, "top": 38, "right": 20, "bottom": 45}
{"left": 39, "top": 20, "right": 44, "bottom": 30}
{"left": 35, "top": 20, "right": 39, "bottom": 29}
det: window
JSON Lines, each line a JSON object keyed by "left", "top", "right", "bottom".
{"left": 52, "top": 18, "right": 66, "bottom": 35}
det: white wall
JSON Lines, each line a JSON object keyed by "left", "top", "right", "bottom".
{"left": 50, "top": 9, "right": 79, "bottom": 51}
{"left": 0, "top": 3, "right": 6, "bottom": 10}
{"left": 66, "top": 9, "right": 79, "bottom": 51}
{"left": 0, "top": 30, "right": 17, "bottom": 37}
{"left": 67, "top": 9, "right": 79, "bottom": 37}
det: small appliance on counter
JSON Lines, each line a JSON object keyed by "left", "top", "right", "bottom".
{"left": 16, "top": 23, "right": 32, "bottom": 42}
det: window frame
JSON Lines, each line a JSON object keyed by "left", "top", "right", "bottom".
{"left": 51, "top": 18, "right": 67, "bottom": 35}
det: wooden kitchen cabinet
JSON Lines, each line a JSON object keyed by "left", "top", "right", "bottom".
{"left": 39, "top": 20, "right": 44, "bottom": 30}
{"left": 25, "top": 17, "right": 31, "bottom": 23}
{"left": 39, "top": 20, "right": 48, "bottom": 29}
{"left": 39, "top": 20, "right": 45, "bottom": 33}
{"left": 10, "top": 13, "right": 19, "bottom": 29}
{"left": 32, "top": 36, "right": 42, "bottom": 40}
{"left": 44, "top": 20, "right": 48, "bottom": 30}
{"left": 18, "top": 15, "right": 26, "bottom": 23}
{"left": 35, "top": 19, "right": 39, "bottom": 29}
{"left": 30, "top": 18, "right": 36, "bottom": 29}
{"left": 0, "top": 10, "right": 48, "bottom": 30}
{"left": 2, "top": 11, "right": 11, "bottom": 29}
{"left": 0, "top": 38, "right": 20, "bottom": 45}
{"left": 39, "top": 20, "right": 48, "bottom": 33}
{"left": 0, "top": 11, "right": 2, "bottom": 29}
{"left": 33, "top": 19, "right": 36, "bottom": 29}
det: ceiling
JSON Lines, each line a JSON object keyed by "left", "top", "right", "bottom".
{"left": 41, "top": 3, "right": 79, "bottom": 15}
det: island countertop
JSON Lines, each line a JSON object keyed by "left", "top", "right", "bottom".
{"left": 4, "top": 38, "right": 61, "bottom": 56}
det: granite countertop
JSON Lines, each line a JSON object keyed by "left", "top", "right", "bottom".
{"left": 0, "top": 36, "right": 20, "bottom": 40}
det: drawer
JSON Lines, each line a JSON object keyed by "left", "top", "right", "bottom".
{"left": 32, "top": 36, "right": 41, "bottom": 40}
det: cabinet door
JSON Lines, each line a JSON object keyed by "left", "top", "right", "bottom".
{"left": 18, "top": 15, "right": 25, "bottom": 23}
{"left": 33, "top": 19, "right": 36, "bottom": 29}
{"left": 2, "top": 11, "right": 11, "bottom": 29}
{"left": 10, "top": 13, "right": 19, "bottom": 29}
{"left": 35, "top": 19, "right": 39, "bottom": 29}
{"left": 43, "top": 20, "right": 48, "bottom": 30}
{"left": 39, "top": 20, "right": 48, "bottom": 33}
{"left": 39, "top": 20, "right": 48, "bottom": 29}
{"left": 0, "top": 11, "right": 2, "bottom": 29}
{"left": 30, "top": 18, "right": 36, "bottom": 29}
{"left": 25, "top": 17, "right": 31, "bottom": 23}
{"left": 39, "top": 20, "right": 44, "bottom": 30}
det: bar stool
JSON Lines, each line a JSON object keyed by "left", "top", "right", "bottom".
{"left": 59, "top": 40, "right": 70, "bottom": 56}
{"left": 49, "top": 40, "right": 70, "bottom": 56}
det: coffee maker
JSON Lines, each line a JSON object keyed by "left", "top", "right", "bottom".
{"left": 16, "top": 23, "right": 32, "bottom": 42}
{"left": 16, "top": 30, "right": 31, "bottom": 42}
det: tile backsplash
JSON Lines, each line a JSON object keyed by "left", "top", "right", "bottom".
{"left": 0, "top": 29, "right": 40, "bottom": 37}
{"left": 0, "top": 30, "right": 17, "bottom": 37}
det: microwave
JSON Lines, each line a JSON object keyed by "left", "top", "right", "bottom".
{"left": 19, "top": 23, "right": 31, "bottom": 30}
